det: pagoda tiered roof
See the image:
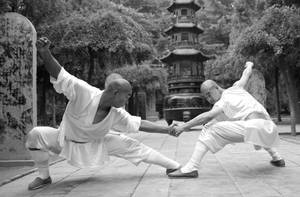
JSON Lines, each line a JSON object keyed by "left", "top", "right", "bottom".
{"left": 167, "top": 0, "right": 201, "bottom": 12}
{"left": 164, "top": 23, "right": 203, "bottom": 35}
{"left": 160, "top": 49, "right": 210, "bottom": 62}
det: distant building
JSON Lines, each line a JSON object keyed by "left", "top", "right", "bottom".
{"left": 160, "top": 0, "right": 211, "bottom": 124}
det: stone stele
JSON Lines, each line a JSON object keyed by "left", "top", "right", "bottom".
{"left": 0, "top": 12, "right": 37, "bottom": 160}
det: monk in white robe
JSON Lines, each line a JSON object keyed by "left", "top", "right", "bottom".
{"left": 26, "top": 37, "right": 180, "bottom": 190}
{"left": 168, "top": 61, "right": 285, "bottom": 178}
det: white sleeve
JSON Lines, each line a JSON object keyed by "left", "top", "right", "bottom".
{"left": 50, "top": 68, "right": 76, "bottom": 101}
{"left": 50, "top": 67, "right": 99, "bottom": 101}
{"left": 214, "top": 98, "right": 225, "bottom": 110}
{"left": 112, "top": 108, "right": 141, "bottom": 133}
{"left": 50, "top": 68, "right": 99, "bottom": 114}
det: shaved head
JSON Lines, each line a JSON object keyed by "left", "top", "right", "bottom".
{"left": 200, "top": 80, "right": 219, "bottom": 93}
{"left": 106, "top": 78, "right": 132, "bottom": 93}
{"left": 201, "top": 80, "right": 223, "bottom": 104}
{"left": 103, "top": 78, "right": 132, "bottom": 108}
{"left": 105, "top": 73, "right": 123, "bottom": 88}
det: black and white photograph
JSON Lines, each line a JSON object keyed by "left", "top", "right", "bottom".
{"left": 0, "top": 0, "right": 300, "bottom": 196}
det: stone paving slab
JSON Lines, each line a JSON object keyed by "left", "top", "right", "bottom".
{"left": 0, "top": 123, "right": 298, "bottom": 186}
{"left": 0, "top": 129, "right": 300, "bottom": 197}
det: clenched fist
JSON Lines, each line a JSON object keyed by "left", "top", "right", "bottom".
{"left": 36, "top": 37, "right": 51, "bottom": 53}
{"left": 245, "top": 61, "right": 254, "bottom": 68}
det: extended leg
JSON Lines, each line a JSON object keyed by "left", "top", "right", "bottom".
{"left": 105, "top": 133, "right": 180, "bottom": 170}
{"left": 181, "top": 141, "right": 209, "bottom": 173}
{"left": 169, "top": 121, "right": 245, "bottom": 178}
{"left": 168, "top": 141, "right": 208, "bottom": 178}
{"left": 144, "top": 148, "right": 180, "bottom": 169}
{"left": 264, "top": 147, "right": 285, "bottom": 167}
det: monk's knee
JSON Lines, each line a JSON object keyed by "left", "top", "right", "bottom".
{"left": 26, "top": 127, "right": 42, "bottom": 149}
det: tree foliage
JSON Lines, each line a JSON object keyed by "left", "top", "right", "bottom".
{"left": 204, "top": 1, "right": 300, "bottom": 130}
{"left": 197, "top": 0, "right": 234, "bottom": 53}
{"left": 234, "top": 6, "right": 300, "bottom": 65}
{"left": 3, "top": 0, "right": 298, "bottom": 130}
{"left": 39, "top": 1, "right": 154, "bottom": 66}
{"left": 205, "top": 0, "right": 281, "bottom": 81}
{"left": 1, "top": 0, "right": 168, "bottom": 124}
{"left": 230, "top": 5, "right": 300, "bottom": 134}
{"left": 112, "top": 64, "right": 168, "bottom": 94}
{"left": 1, "top": 0, "right": 68, "bottom": 26}
{"left": 0, "top": 0, "right": 11, "bottom": 14}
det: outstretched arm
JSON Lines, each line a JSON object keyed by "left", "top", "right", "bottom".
{"left": 37, "top": 37, "right": 61, "bottom": 79}
{"left": 112, "top": 109, "right": 175, "bottom": 136}
{"left": 38, "top": 37, "right": 97, "bottom": 104}
{"left": 233, "top": 61, "right": 254, "bottom": 89}
{"left": 172, "top": 106, "right": 223, "bottom": 136}
{"left": 139, "top": 120, "right": 174, "bottom": 135}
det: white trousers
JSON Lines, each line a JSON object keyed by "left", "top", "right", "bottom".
{"left": 26, "top": 127, "right": 155, "bottom": 166}
{"left": 199, "top": 119, "right": 280, "bottom": 153}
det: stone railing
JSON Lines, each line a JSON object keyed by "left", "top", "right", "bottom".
{"left": 171, "top": 16, "right": 197, "bottom": 24}
{"left": 168, "top": 75, "right": 204, "bottom": 83}
{"left": 169, "top": 41, "right": 198, "bottom": 50}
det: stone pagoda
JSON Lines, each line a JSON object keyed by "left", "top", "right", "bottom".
{"left": 160, "top": 0, "right": 210, "bottom": 124}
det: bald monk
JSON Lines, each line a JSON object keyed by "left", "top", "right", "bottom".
{"left": 168, "top": 61, "right": 285, "bottom": 178}
{"left": 26, "top": 37, "right": 180, "bottom": 190}
{"left": 105, "top": 73, "right": 123, "bottom": 87}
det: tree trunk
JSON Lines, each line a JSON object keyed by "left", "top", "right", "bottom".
{"left": 52, "top": 93, "right": 56, "bottom": 127}
{"left": 87, "top": 47, "right": 94, "bottom": 84}
{"left": 137, "top": 90, "right": 146, "bottom": 119}
{"left": 275, "top": 67, "right": 281, "bottom": 122}
{"left": 280, "top": 66, "right": 300, "bottom": 135}
{"left": 127, "top": 91, "right": 136, "bottom": 115}
{"left": 130, "top": 53, "right": 136, "bottom": 66}
{"left": 40, "top": 73, "right": 47, "bottom": 125}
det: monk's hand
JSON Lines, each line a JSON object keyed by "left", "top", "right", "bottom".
{"left": 36, "top": 37, "right": 51, "bottom": 53}
{"left": 173, "top": 126, "right": 184, "bottom": 137}
{"left": 168, "top": 122, "right": 178, "bottom": 137}
{"left": 245, "top": 61, "right": 254, "bottom": 69}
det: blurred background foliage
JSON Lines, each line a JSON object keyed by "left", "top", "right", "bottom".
{"left": 1, "top": 0, "right": 299, "bottom": 133}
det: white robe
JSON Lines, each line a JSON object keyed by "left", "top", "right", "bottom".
{"left": 213, "top": 86, "right": 279, "bottom": 148}
{"left": 50, "top": 68, "right": 141, "bottom": 168}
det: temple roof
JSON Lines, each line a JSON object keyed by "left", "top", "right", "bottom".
{"left": 167, "top": 0, "right": 201, "bottom": 12}
{"left": 160, "top": 49, "right": 210, "bottom": 62}
{"left": 164, "top": 23, "right": 203, "bottom": 35}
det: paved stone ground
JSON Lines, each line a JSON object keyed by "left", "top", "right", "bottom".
{"left": 1, "top": 122, "right": 300, "bottom": 197}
